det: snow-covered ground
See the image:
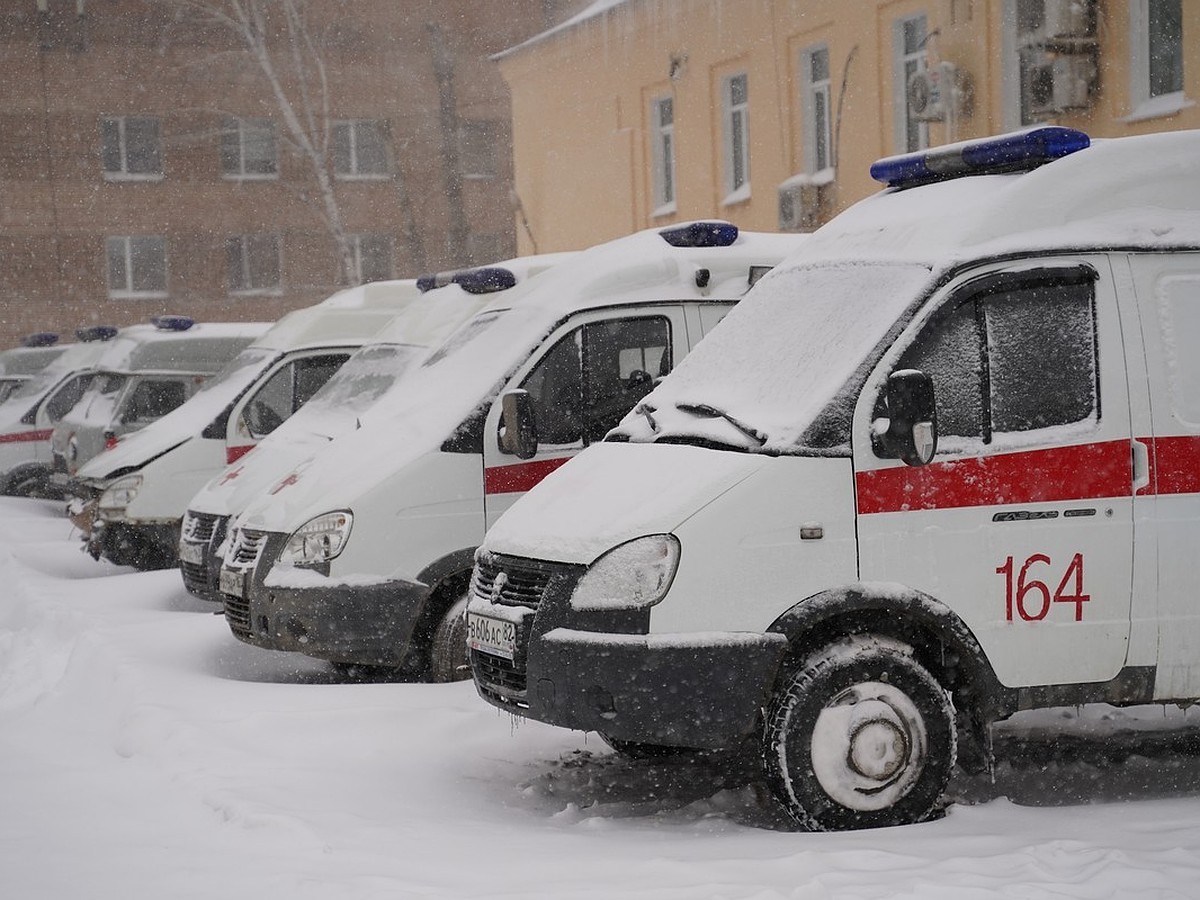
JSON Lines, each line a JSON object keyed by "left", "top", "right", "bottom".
{"left": 4, "top": 497, "right": 1200, "bottom": 899}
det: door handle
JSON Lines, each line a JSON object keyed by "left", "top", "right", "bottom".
{"left": 1132, "top": 439, "right": 1151, "bottom": 493}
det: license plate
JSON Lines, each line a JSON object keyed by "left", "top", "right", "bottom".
{"left": 178, "top": 541, "right": 204, "bottom": 565}
{"left": 219, "top": 567, "right": 246, "bottom": 598}
{"left": 466, "top": 612, "right": 516, "bottom": 660}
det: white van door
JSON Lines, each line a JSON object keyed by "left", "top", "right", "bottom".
{"left": 855, "top": 259, "right": 1136, "bottom": 688}
{"left": 1126, "top": 252, "right": 1200, "bottom": 699}
{"left": 482, "top": 307, "right": 686, "bottom": 530}
{"left": 226, "top": 350, "right": 352, "bottom": 464}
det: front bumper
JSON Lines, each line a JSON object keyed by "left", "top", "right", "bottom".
{"left": 178, "top": 512, "right": 229, "bottom": 601}
{"left": 219, "top": 532, "right": 430, "bottom": 666}
{"left": 468, "top": 552, "right": 789, "bottom": 750}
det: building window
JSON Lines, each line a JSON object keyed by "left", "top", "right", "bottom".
{"left": 722, "top": 72, "right": 750, "bottom": 203}
{"left": 106, "top": 236, "right": 167, "bottom": 298}
{"left": 1131, "top": 0, "right": 1185, "bottom": 115}
{"left": 650, "top": 95, "right": 676, "bottom": 214}
{"left": 101, "top": 116, "right": 162, "bottom": 180}
{"left": 801, "top": 44, "right": 833, "bottom": 174}
{"left": 221, "top": 117, "right": 277, "bottom": 178}
{"left": 459, "top": 120, "right": 498, "bottom": 179}
{"left": 226, "top": 234, "right": 281, "bottom": 294}
{"left": 894, "top": 15, "right": 929, "bottom": 153}
{"left": 349, "top": 234, "right": 393, "bottom": 284}
{"left": 332, "top": 120, "right": 389, "bottom": 178}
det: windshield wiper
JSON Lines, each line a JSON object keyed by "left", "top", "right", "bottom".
{"left": 634, "top": 402, "right": 659, "bottom": 433}
{"left": 675, "top": 402, "right": 766, "bottom": 447}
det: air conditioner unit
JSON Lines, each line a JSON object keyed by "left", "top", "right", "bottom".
{"left": 1027, "top": 52, "right": 1096, "bottom": 115}
{"left": 1041, "top": 0, "right": 1095, "bottom": 41}
{"left": 907, "top": 62, "right": 970, "bottom": 123}
{"left": 778, "top": 179, "right": 827, "bottom": 232}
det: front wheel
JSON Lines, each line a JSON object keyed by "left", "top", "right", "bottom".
{"left": 429, "top": 594, "right": 471, "bottom": 683}
{"left": 762, "top": 635, "right": 956, "bottom": 831}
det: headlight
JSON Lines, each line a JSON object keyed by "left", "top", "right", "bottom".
{"left": 570, "top": 535, "right": 680, "bottom": 611}
{"left": 278, "top": 510, "right": 353, "bottom": 566}
{"left": 98, "top": 474, "right": 142, "bottom": 512}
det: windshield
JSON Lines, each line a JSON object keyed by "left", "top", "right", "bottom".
{"left": 613, "top": 261, "right": 934, "bottom": 454}
{"left": 277, "top": 343, "right": 422, "bottom": 439}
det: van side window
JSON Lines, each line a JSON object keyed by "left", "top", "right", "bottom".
{"left": 45, "top": 374, "right": 95, "bottom": 423}
{"left": 888, "top": 271, "right": 1097, "bottom": 452}
{"left": 124, "top": 379, "right": 187, "bottom": 423}
{"left": 518, "top": 316, "right": 672, "bottom": 449}
{"left": 245, "top": 353, "right": 350, "bottom": 438}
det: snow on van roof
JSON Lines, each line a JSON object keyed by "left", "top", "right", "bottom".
{"left": 234, "top": 226, "right": 803, "bottom": 532}
{"left": 0, "top": 343, "right": 69, "bottom": 377}
{"left": 252, "top": 280, "right": 423, "bottom": 352}
{"left": 93, "top": 322, "right": 269, "bottom": 375}
{"left": 801, "top": 129, "right": 1200, "bottom": 266}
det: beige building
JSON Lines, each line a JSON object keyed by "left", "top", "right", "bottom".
{"left": 498, "top": 0, "right": 1199, "bottom": 254}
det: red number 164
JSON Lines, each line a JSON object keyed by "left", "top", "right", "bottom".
{"left": 996, "top": 553, "right": 1090, "bottom": 622}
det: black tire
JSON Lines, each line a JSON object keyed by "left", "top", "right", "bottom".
{"left": 762, "top": 635, "right": 956, "bottom": 831}
{"left": 429, "top": 594, "right": 471, "bottom": 683}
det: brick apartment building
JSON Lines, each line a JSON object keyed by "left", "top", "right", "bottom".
{"left": 0, "top": 0, "right": 583, "bottom": 348}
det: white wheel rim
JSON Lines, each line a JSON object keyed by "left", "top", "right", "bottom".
{"left": 808, "top": 680, "right": 928, "bottom": 812}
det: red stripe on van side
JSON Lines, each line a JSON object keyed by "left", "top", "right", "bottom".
{"left": 485, "top": 457, "right": 572, "bottom": 495}
{"left": 1148, "top": 435, "right": 1200, "bottom": 495}
{"left": 855, "top": 440, "right": 1132, "bottom": 515}
{"left": 0, "top": 429, "right": 52, "bottom": 444}
{"left": 226, "top": 445, "right": 254, "bottom": 465}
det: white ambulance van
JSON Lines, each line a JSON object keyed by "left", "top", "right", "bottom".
{"left": 51, "top": 316, "right": 268, "bottom": 480}
{"left": 216, "top": 223, "right": 800, "bottom": 681}
{"left": 0, "top": 333, "right": 71, "bottom": 403}
{"left": 178, "top": 256, "right": 572, "bottom": 600}
{"left": 468, "top": 128, "right": 1200, "bottom": 832}
{"left": 0, "top": 326, "right": 119, "bottom": 496}
{"left": 75, "top": 281, "right": 421, "bottom": 569}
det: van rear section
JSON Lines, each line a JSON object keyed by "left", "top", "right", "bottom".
{"left": 469, "top": 129, "right": 1200, "bottom": 831}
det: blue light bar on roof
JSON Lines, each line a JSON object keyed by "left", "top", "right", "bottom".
{"left": 151, "top": 314, "right": 195, "bottom": 332}
{"left": 658, "top": 221, "right": 739, "bottom": 248}
{"left": 21, "top": 332, "right": 59, "bottom": 348}
{"left": 76, "top": 325, "right": 119, "bottom": 342}
{"left": 417, "top": 266, "right": 517, "bottom": 295}
{"left": 870, "top": 127, "right": 1091, "bottom": 189}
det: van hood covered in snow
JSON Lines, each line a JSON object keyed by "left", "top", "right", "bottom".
{"left": 484, "top": 441, "right": 767, "bottom": 564}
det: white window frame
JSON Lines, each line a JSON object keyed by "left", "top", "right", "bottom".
{"left": 227, "top": 233, "right": 282, "bottom": 296}
{"left": 101, "top": 116, "right": 163, "bottom": 181}
{"left": 721, "top": 72, "right": 750, "bottom": 205}
{"left": 649, "top": 94, "right": 676, "bottom": 216}
{"left": 892, "top": 14, "right": 929, "bottom": 154}
{"left": 106, "top": 235, "right": 167, "bottom": 299}
{"left": 800, "top": 43, "right": 833, "bottom": 176}
{"left": 1128, "top": 0, "right": 1189, "bottom": 121}
{"left": 349, "top": 233, "right": 393, "bottom": 284}
{"left": 333, "top": 119, "right": 390, "bottom": 180}
{"left": 221, "top": 117, "right": 278, "bottom": 180}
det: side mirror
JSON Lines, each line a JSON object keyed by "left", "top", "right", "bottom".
{"left": 875, "top": 369, "right": 937, "bottom": 467}
{"left": 499, "top": 389, "right": 538, "bottom": 460}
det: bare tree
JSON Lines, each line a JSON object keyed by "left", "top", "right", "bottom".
{"left": 171, "top": 0, "right": 359, "bottom": 285}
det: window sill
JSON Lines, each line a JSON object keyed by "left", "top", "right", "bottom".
{"left": 1120, "top": 92, "right": 1193, "bottom": 123}
{"left": 223, "top": 173, "right": 279, "bottom": 182}
{"left": 103, "top": 173, "right": 164, "bottom": 183}
{"left": 651, "top": 201, "right": 677, "bottom": 219}
{"left": 335, "top": 173, "right": 391, "bottom": 182}
{"left": 229, "top": 288, "right": 283, "bottom": 297}
{"left": 463, "top": 173, "right": 495, "bottom": 181}
{"left": 108, "top": 291, "right": 168, "bottom": 300}
{"left": 721, "top": 184, "right": 751, "bottom": 207}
